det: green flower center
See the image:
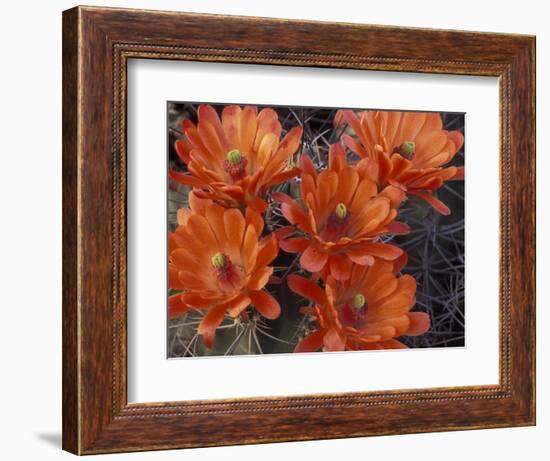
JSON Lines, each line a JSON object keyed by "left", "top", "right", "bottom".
{"left": 400, "top": 141, "right": 415, "bottom": 158}
{"left": 226, "top": 149, "right": 242, "bottom": 165}
{"left": 335, "top": 203, "right": 347, "bottom": 220}
{"left": 211, "top": 252, "right": 227, "bottom": 269}
{"left": 353, "top": 293, "right": 366, "bottom": 309}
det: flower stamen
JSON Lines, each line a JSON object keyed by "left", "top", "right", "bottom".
{"left": 353, "top": 293, "right": 366, "bottom": 310}
{"left": 211, "top": 252, "right": 239, "bottom": 289}
{"left": 327, "top": 202, "right": 350, "bottom": 233}
{"left": 335, "top": 203, "right": 347, "bottom": 220}
{"left": 394, "top": 140, "right": 416, "bottom": 160}
{"left": 211, "top": 252, "right": 227, "bottom": 269}
{"left": 223, "top": 149, "right": 248, "bottom": 181}
{"left": 226, "top": 149, "right": 242, "bottom": 164}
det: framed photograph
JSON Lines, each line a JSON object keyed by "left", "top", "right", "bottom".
{"left": 62, "top": 6, "right": 535, "bottom": 454}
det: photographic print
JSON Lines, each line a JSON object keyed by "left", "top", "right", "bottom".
{"left": 167, "top": 103, "right": 465, "bottom": 358}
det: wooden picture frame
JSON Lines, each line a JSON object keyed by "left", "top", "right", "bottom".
{"left": 62, "top": 5, "right": 536, "bottom": 455}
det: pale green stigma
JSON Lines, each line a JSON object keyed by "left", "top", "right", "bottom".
{"left": 335, "top": 203, "right": 347, "bottom": 220}
{"left": 401, "top": 141, "right": 415, "bottom": 157}
{"left": 353, "top": 293, "right": 366, "bottom": 309}
{"left": 226, "top": 149, "right": 242, "bottom": 165}
{"left": 211, "top": 253, "right": 226, "bottom": 269}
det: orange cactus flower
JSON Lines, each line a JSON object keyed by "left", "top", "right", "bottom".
{"left": 170, "top": 104, "right": 303, "bottom": 212}
{"left": 341, "top": 110, "right": 464, "bottom": 215}
{"left": 168, "top": 192, "right": 281, "bottom": 347}
{"left": 288, "top": 260, "right": 430, "bottom": 351}
{"left": 273, "top": 144, "right": 408, "bottom": 282}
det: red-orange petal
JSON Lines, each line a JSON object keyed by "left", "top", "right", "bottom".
{"left": 225, "top": 294, "right": 252, "bottom": 317}
{"left": 198, "top": 105, "right": 228, "bottom": 151}
{"left": 287, "top": 274, "right": 326, "bottom": 305}
{"left": 447, "top": 130, "right": 464, "bottom": 151}
{"left": 273, "top": 125, "right": 302, "bottom": 161}
{"left": 180, "top": 292, "right": 213, "bottom": 308}
{"left": 249, "top": 290, "right": 281, "bottom": 319}
{"left": 346, "top": 248, "right": 375, "bottom": 266}
{"left": 168, "top": 294, "right": 190, "bottom": 320}
{"left": 169, "top": 231, "right": 185, "bottom": 253}
{"left": 295, "top": 330, "right": 325, "bottom": 353}
{"left": 255, "top": 234, "right": 278, "bottom": 268}
{"left": 241, "top": 223, "right": 259, "bottom": 272}
{"left": 279, "top": 237, "right": 310, "bottom": 253}
{"left": 452, "top": 166, "right": 465, "bottom": 180}
{"left": 392, "top": 251, "right": 409, "bottom": 274}
{"left": 410, "top": 190, "right": 450, "bottom": 215}
{"left": 247, "top": 197, "right": 268, "bottom": 213}
{"left": 323, "top": 327, "right": 346, "bottom": 351}
{"left": 406, "top": 312, "right": 431, "bottom": 336}
{"left": 300, "top": 244, "right": 329, "bottom": 273}
{"left": 264, "top": 167, "right": 300, "bottom": 188}
{"left": 328, "top": 254, "right": 352, "bottom": 281}
{"left": 169, "top": 266, "right": 185, "bottom": 290}
{"left": 299, "top": 154, "right": 317, "bottom": 177}
{"left": 168, "top": 170, "right": 205, "bottom": 187}
{"left": 198, "top": 305, "right": 227, "bottom": 348}
{"left": 254, "top": 108, "right": 282, "bottom": 151}
{"left": 379, "top": 184, "right": 406, "bottom": 208}
{"left": 174, "top": 139, "right": 191, "bottom": 164}
{"left": 341, "top": 110, "right": 369, "bottom": 147}
{"left": 176, "top": 208, "right": 191, "bottom": 226}
{"left": 239, "top": 106, "right": 258, "bottom": 155}
{"left": 221, "top": 105, "right": 241, "bottom": 147}
{"left": 377, "top": 339, "right": 408, "bottom": 349}
{"left": 281, "top": 199, "right": 311, "bottom": 232}
{"left": 197, "top": 118, "right": 225, "bottom": 160}
{"left": 334, "top": 166, "right": 360, "bottom": 207}
{"left": 224, "top": 208, "right": 246, "bottom": 259}
{"left": 272, "top": 193, "right": 310, "bottom": 231}
{"left": 328, "top": 143, "right": 347, "bottom": 171}
{"left": 387, "top": 221, "right": 410, "bottom": 235}
{"left": 342, "top": 133, "right": 368, "bottom": 159}
{"left": 271, "top": 191, "right": 295, "bottom": 207}
{"left": 356, "top": 243, "right": 403, "bottom": 261}
{"left": 188, "top": 190, "right": 211, "bottom": 214}
{"left": 245, "top": 206, "right": 264, "bottom": 237}
{"left": 248, "top": 266, "right": 273, "bottom": 291}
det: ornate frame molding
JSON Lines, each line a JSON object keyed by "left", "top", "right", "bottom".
{"left": 62, "top": 6, "right": 535, "bottom": 454}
